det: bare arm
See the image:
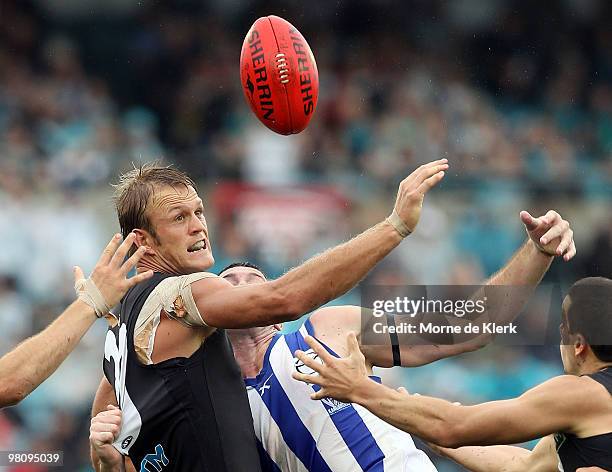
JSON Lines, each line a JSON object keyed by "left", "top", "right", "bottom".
{"left": 91, "top": 377, "right": 118, "bottom": 471}
{"left": 432, "top": 435, "right": 558, "bottom": 472}
{"left": 0, "top": 234, "right": 152, "bottom": 408}
{"left": 293, "top": 334, "right": 594, "bottom": 448}
{"left": 0, "top": 300, "right": 96, "bottom": 407}
{"left": 90, "top": 404, "right": 125, "bottom": 472}
{"left": 310, "top": 210, "right": 575, "bottom": 367}
{"left": 195, "top": 160, "right": 449, "bottom": 328}
{"left": 90, "top": 379, "right": 137, "bottom": 472}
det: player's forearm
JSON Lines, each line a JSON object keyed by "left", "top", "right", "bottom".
{"left": 351, "top": 379, "right": 466, "bottom": 447}
{"left": 445, "top": 240, "right": 554, "bottom": 351}
{"left": 276, "top": 220, "right": 402, "bottom": 320}
{"left": 91, "top": 379, "right": 118, "bottom": 471}
{"left": 98, "top": 458, "right": 125, "bottom": 472}
{"left": 488, "top": 240, "right": 553, "bottom": 286}
{"left": 435, "top": 445, "right": 531, "bottom": 472}
{"left": 0, "top": 299, "right": 96, "bottom": 407}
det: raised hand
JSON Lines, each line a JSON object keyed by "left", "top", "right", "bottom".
{"left": 520, "top": 210, "right": 576, "bottom": 261}
{"left": 390, "top": 159, "right": 448, "bottom": 235}
{"left": 74, "top": 233, "right": 153, "bottom": 313}
{"left": 292, "top": 332, "right": 371, "bottom": 403}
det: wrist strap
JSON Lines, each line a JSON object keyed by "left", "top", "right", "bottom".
{"left": 387, "top": 210, "right": 412, "bottom": 238}
{"left": 75, "top": 277, "right": 111, "bottom": 318}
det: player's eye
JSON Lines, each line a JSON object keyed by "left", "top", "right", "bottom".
{"left": 175, "top": 214, "right": 184, "bottom": 222}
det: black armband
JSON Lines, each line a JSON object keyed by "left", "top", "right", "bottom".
{"left": 387, "top": 314, "right": 401, "bottom": 367}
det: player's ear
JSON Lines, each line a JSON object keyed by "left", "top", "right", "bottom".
{"left": 132, "top": 229, "right": 156, "bottom": 254}
{"left": 574, "top": 333, "right": 587, "bottom": 357}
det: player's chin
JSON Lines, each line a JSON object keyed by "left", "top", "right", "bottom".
{"left": 186, "top": 248, "right": 214, "bottom": 271}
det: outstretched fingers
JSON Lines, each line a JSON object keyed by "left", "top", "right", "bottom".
{"left": 541, "top": 210, "right": 561, "bottom": 226}
{"left": 295, "top": 350, "right": 325, "bottom": 373}
{"left": 121, "top": 245, "right": 147, "bottom": 275}
{"left": 304, "top": 335, "right": 335, "bottom": 365}
{"left": 416, "top": 170, "right": 446, "bottom": 194}
{"left": 346, "top": 332, "right": 362, "bottom": 357}
{"left": 564, "top": 240, "right": 577, "bottom": 261}
{"left": 128, "top": 270, "right": 155, "bottom": 287}
{"left": 555, "top": 228, "right": 574, "bottom": 256}
{"left": 110, "top": 232, "right": 136, "bottom": 268}
{"left": 540, "top": 220, "right": 569, "bottom": 246}
{"left": 401, "top": 159, "right": 449, "bottom": 186}
{"left": 73, "top": 266, "right": 85, "bottom": 286}
{"left": 519, "top": 210, "right": 541, "bottom": 231}
{"left": 98, "top": 234, "right": 123, "bottom": 266}
{"left": 415, "top": 161, "right": 448, "bottom": 183}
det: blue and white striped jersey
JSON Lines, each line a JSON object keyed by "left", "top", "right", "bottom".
{"left": 244, "top": 319, "right": 438, "bottom": 472}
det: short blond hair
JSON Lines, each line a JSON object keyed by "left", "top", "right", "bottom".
{"left": 113, "top": 163, "right": 196, "bottom": 240}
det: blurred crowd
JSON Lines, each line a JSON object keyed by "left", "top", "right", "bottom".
{"left": 0, "top": 0, "right": 610, "bottom": 470}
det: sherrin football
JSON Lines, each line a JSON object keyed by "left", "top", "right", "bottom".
{"left": 240, "top": 15, "right": 319, "bottom": 135}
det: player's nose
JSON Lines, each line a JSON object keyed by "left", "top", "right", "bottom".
{"left": 189, "top": 214, "right": 206, "bottom": 234}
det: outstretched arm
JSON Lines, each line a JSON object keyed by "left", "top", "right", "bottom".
{"left": 293, "top": 333, "right": 589, "bottom": 447}
{"left": 193, "top": 159, "right": 449, "bottom": 328}
{"left": 0, "top": 234, "right": 152, "bottom": 408}
{"left": 309, "top": 210, "right": 575, "bottom": 367}
{"left": 430, "top": 435, "right": 559, "bottom": 472}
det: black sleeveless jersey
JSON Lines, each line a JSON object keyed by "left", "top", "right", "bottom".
{"left": 555, "top": 367, "right": 612, "bottom": 471}
{"left": 102, "top": 273, "right": 262, "bottom": 472}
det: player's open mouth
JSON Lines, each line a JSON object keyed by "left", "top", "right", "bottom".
{"left": 187, "top": 240, "right": 207, "bottom": 253}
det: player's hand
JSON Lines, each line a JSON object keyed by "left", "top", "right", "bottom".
{"left": 576, "top": 468, "right": 608, "bottom": 471}
{"left": 391, "top": 159, "right": 448, "bottom": 234}
{"left": 75, "top": 233, "right": 154, "bottom": 309}
{"left": 90, "top": 404, "right": 123, "bottom": 468}
{"left": 520, "top": 210, "right": 576, "bottom": 261}
{"left": 292, "top": 332, "right": 371, "bottom": 403}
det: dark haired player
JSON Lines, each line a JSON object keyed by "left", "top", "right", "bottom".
{"left": 216, "top": 207, "right": 574, "bottom": 472}
{"left": 294, "top": 278, "right": 612, "bottom": 471}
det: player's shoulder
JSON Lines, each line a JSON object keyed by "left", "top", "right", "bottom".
{"left": 535, "top": 374, "right": 590, "bottom": 392}
{"left": 307, "top": 306, "right": 362, "bottom": 358}
{"left": 309, "top": 305, "right": 362, "bottom": 335}
{"left": 166, "top": 271, "right": 218, "bottom": 283}
{"left": 168, "top": 271, "right": 223, "bottom": 296}
{"left": 543, "top": 373, "right": 609, "bottom": 392}
{"left": 531, "top": 374, "right": 608, "bottom": 411}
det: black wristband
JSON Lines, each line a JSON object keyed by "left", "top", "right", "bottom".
{"left": 387, "top": 314, "right": 401, "bottom": 367}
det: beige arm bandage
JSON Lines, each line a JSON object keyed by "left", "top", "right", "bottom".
{"left": 134, "top": 272, "right": 216, "bottom": 364}
{"left": 74, "top": 277, "right": 111, "bottom": 318}
{"left": 386, "top": 209, "right": 412, "bottom": 238}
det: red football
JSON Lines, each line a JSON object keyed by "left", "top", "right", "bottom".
{"left": 240, "top": 15, "right": 319, "bottom": 135}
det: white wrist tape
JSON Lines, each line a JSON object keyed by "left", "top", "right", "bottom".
{"left": 387, "top": 210, "right": 412, "bottom": 238}
{"left": 74, "top": 277, "right": 111, "bottom": 318}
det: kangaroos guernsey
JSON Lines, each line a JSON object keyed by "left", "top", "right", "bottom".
{"left": 555, "top": 367, "right": 612, "bottom": 471}
{"left": 244, "top": 319, "right": 438, "bottom": 472}
{"left": 103, "top": 273, "right": 261, "bottom": 472}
